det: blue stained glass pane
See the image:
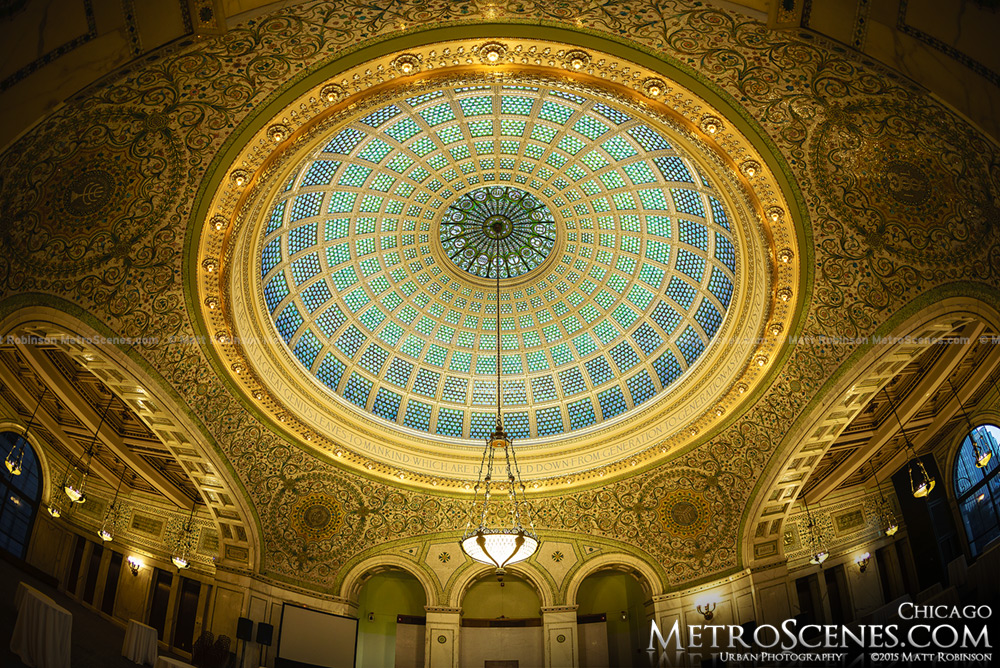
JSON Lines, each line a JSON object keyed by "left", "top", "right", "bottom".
{"left": 324, "top": 127, "right": 366, "bottom": 154}
{"left": 652, "top": 349, "right": 683, "bottom": 388}
{"left": 384, "top": 357, "right": 414, "bottom": 387}
{"left": 505, "top": 412, "right": 530, "bottom": 439}
{"left": 709, "top": 196, "right": 730, "bottom": 230}
{"left": 695, "top": 299, "right": 723, "bottom": 338}
{"left": 653, "top": 156, "right": 694, "bottom": 183}
{"left": 598, "top": 386, "right": 628, "bottom": 420}
{"left": 531, "top": 375, "right": 557, "bottom": 403}
{"left": 360, "top": 104, "right": 401, "bottom": 128}
{"left": 442, "top": 376, "right": 468, "bottom": 403}
{"left": 567, "top": 398, "right": 596, "bottom": 430}
{"left": 385, "top": 117, "right": 421, "bottom": 143}
{"left": 435, "top": 407, "right": 464, "bottom": 436}
{"left": 666, "top": 276, "right": 696, "bottom": 309}
{"left": 679, "top": 219, "right": 709, "bottom": 251}
{"left": 343, "top": 372, "right": 373, "bottom": 408}
{"left": 470, "top": 412, "right": 495, "bottom": 439}
{"left": 316, "top": 353, "right": 345, "bottom": 391}
{"left": 650, "top": 301, "right": 682, "bottom": 336}
{"left": 572, "top": 333, "right": 597, "bottom": 357}
{"left": 288, "top": 222, "right": 318, "bottom": 255}
{"left": 708, "top": 268, "right": 734, "bottom": 308}
{"left": 671, "top": 189, "right": 706, "bottom": 217}
{"left": 261, "top": 239, "right": 281, "bottom": 278}
{"left": 358, "top": 344, "right": 390, "bottom": 375}
{"left": 592, "top": 102, "right": 631, "bottom": 125}
{"left": 290, "top": 253, "right": 321, "bottom": 285}
{"left": 535, "top": 406, "right": 564, "bottom": 436}
{"left": 676, "top": 325, "right": 706, "bottom": 366}
{"left": 372, "top": 388, "right": 402, "bottom": 421}
{"left": 715, "top": 234, "right": 736, "bottom": 272}
{"left": 675, "top": 249, "right": 705, "bottom": 282}
{"left": 502, "top": 380, "right": 527, "bottom": 405}
{"left": 627, "top": 370, "right": 656, "bottom": 406}
{"left": 264, "top": 273, "right": 290, "bottom": 313}
{"left": 274, "top": 303, "right": 303, "bottom": 343}
{"left": 627, "top": 125, "right": 671, "bottom": 151}
{"left": 290, "top": 192, "right": 324, "bottom": 222}
{"left": 585, "top": 356, "right": 613, "bottom": 387}
{"left": 315, "top": 304, "right": 346, "bottom": 338}
{"left": 293, "top": 329, "right": 322, "bottom": 369}
{"left": 559, "top": 367, "right": 587, "bottom": 395}
{"left": 335, "top": 325, "right": 366, "bottom": 358}
{"left": 609, "top": 341, "right": 641, "bottom": 372}
{"left": 300, "top": 280, "right": 332, "bottom": 313}
{"left": 411, "top": 369, "right": 440, "bottom": 397}
{"left": 631, "top": 322, "right": 663, "bottom": 356}
{"left": 403, "top": 400, "right": 432, "bottom": 431}
{"left": 265, "top": 200, "right": 286, "bottom": 235}
{"left": 301, "top": 161, "right": 340, "bottom": 187}
{"left": 538, "top": 101, "right": 573, "bottom": 124}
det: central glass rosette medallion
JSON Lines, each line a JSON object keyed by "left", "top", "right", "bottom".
{"left": 440, "top": 186, "right": 555, "bottom": 279}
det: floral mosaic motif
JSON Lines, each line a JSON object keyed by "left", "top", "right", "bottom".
{"left": 438, "top": 551, "right": 451, "bottom": 563}
{"left": 0, "top": 0, "right": 998, "bottom": 593}
{"left": 550, "top": 550, "right": 564, "bottom": 562}
{"left": 0, "top": 106, "right": 188, "bottom": 275}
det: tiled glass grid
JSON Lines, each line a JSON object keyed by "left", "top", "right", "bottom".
{"left": 258, "top": 83, "right": 740, "bottom": 439}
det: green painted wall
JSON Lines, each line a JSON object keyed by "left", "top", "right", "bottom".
{"left": 462, "top": 574, "right": 541, "bottom": 619}
{"left": 355, "top": 571, "right": 427, "bottom": 668}
{"left": 577, "top": 571, "right": 646, "bottom": 668}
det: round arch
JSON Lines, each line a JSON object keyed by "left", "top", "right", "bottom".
{"left": 741, "top": 293, "right": 1000, "bottom": 567}
{"left": 0, "top": 305, "right": 262, "bottom": 570}
{"left": 340, "top": 554, "right": 439, "bottom": 606}
{"left": 940, "top": 408, "right": 1000, "bottom": 503}
{"left": 565, "top": 552, "right": 664, "bottom": 605}
{"left": 448, "top": 561, "right": 555, "bottom": 609}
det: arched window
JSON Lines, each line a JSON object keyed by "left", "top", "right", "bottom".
{"left": 0, "top": 431, "right": 42, "bottom": 559}
{"left": 954, "top": 424, "right": 1000, "bottom": 556}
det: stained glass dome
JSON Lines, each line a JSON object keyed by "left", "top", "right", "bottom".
{"left": 257, "top": 84, "right": 738, "bottom": 441}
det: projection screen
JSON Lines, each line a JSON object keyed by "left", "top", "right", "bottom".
{"left": 276, "top": 603, "right": 358, "bottom": 668}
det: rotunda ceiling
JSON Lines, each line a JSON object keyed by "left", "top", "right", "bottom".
{"left": 257, "top": 84, "right": 739, "bottom": 442}
{"left": 197, "top": 39, "right": 799, "bottom": 491}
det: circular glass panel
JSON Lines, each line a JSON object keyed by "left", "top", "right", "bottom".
{"left": 440, "top": 186, "right": 556, "bottom": 279}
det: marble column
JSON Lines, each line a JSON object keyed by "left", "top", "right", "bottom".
{"left": 541, "top": 605, "right": 578, "bottom": 668}
{"left": 424, "top": 605, "right": 462, "bottom": 668}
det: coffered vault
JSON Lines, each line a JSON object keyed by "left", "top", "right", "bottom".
{"left": 1, "top": 0, "right": 999, "bottom": 603}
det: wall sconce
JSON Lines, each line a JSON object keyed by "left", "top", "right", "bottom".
{"left": 367, "top": 612, "right": 375, "bottom": 622}
{"left": 855, "top": 552, "right": 871, "bottom": 573}
{"left": 696, "top": 602, "right": 716, "bottom": 620}
{"left": 126, "top": 556, "right": 142, "bottom": 577}
{"left": 620, "top": 610, "right": 627, "bottom": 621}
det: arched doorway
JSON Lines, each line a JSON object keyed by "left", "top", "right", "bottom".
{"left": 460, "top": 572, "right": 543, "bottom": 668}
{"left": 576, "top": 569, "right": 648, "bottom": 668}
{"left": 0, "top": 431, "right": 42, "bottom": 559}
{"left": 355, "top": 568, "right": 428, "bottom": 668}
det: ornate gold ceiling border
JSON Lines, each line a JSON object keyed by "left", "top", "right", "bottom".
{"left": 194, "top": 38, "right": 799, "bottom": 493}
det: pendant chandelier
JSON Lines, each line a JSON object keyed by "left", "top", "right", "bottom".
{"left": 98, "top": 459, "right": 126, "bottom": 542}
{"left": 948, "top": 379, "right": 992, "bottom": 469}
{"left": 64, "top": 391, "right": 115, "bottom": 504}
{"left": 5, "top": 388, "right": 45, "bottom": 476}
{"left": 172, "top": 503, "right": 196, "bottom": 569}
{"left": 803, "top": 499, "right": 828, "bottom": 565}
{"left": 869, "top": 460, "right": 899, "bottom": 537}
{"left": 460, "top": 228, "right": 539, "bottom": 578}
{"left": 882, "top": 386, "right": 935, "bottom": 498}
